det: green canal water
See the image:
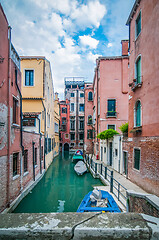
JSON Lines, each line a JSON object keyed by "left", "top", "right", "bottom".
{"left": 13, "top": 152, "right": 103, "bottom": 213}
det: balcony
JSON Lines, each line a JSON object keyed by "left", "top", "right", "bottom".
{"left": 129, "top": 77, "right": 142, "bottom": 91}
{"left": 106, "top": 111, "right": 117, "bottom": 118}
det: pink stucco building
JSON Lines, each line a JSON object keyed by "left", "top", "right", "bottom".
{"left": 122, "top": 0, "right": 159, "bottom": 196}
{"left": 92, "top": 41, "right": 129, "bottom": 160}
{"left": 84, "top": 83, "right": 94, "bottom": 154}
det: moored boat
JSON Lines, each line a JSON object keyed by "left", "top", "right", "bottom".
{"left": 72, "top": 154, "right": 84, "bottom": 163}
{"left": 77, "top": 189, "right": 121, "bottom": 213}
{"left": 74, "top": 161, "right": 87, "bottom": 175}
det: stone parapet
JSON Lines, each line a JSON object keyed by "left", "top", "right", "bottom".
{"left": 0, "top": 212, "right": 158, "bottom": 239}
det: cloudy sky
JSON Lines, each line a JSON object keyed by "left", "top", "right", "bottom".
{"left": 1, "top": 0, "right": 135, "bottom": 99}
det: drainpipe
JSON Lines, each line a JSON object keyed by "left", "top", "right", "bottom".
{"left": 42, "top": 100, "right": 46, "bottom": 169}
{"left": 37, "top": 116, "right": 42, "bottom": 174}
{"left": 118, "top": 136, "right": 121, "bottom": 173}
{"left": 32, "top": 141, "right": 35, "bottom": 181}
{"left": 15, "top": 68, "right": 24, "bottom": 192}
{"left": 6, "top": 26, "right": 11, "bottom": 208}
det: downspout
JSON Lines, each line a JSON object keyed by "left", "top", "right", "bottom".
{"left": 6, "top": 26, "right": 11, "bottom": 208}
{"left": 118, "top": 136, "right": 121, "bottom": 173}
{"left": 15, "top": 68, "right": 24, "bottom": 192}
{"left": 42, "top": 100, "right": 46, "bottom": 169}
{"left": 37, "top": 117, "right": 42, "bottom": 174}
{"left": 32, "top": 141, "right": 35, "bottom": 181}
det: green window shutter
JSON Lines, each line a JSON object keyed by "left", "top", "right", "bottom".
{"left": 134, "top": 149, "right": 140, "bottom": 170}
{"left": 136, "top": 101, "right": 141, "bottom": 127}
{"left": 136, "top": 57, "right": 141, "bottom": 84}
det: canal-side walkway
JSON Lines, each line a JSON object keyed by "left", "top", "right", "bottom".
{"left": 85, "top": 154, "right": 148, "bottom": 211}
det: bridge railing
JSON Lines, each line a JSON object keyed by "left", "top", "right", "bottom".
{"left": 85, "top": 154, "right": 127, "bottom": 207}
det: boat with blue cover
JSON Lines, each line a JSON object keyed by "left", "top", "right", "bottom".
{"left": 77, "top": 189, "right": 121, "bottom": 213}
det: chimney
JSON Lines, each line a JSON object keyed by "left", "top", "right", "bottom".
{"left": 121, "top": 40, "right": 129, "bottom": 56}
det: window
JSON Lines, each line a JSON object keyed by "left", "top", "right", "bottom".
{"left": 135, "top": 100, "right": 141, "bottom": 127}
{"left": 134, "top": 148, "right": 140, "bottom": 170}
{"left": 23, "top": 118, "right": 36, "bottom": 126}
{"left": 70, "top": 120, "right": 75, "bottom": 130}
{"left": 88, "top": 91, "right": 93, "bottom": 101}
{"left": 80, "top": 93, "right": 84, "bottom": 97}
{"left": 25, "top": 70, "right": 34, "bottom": 86}
{"left": 87, "top": 129, "right": 93, "bottom": 139}
{"left": 79, "top": 120, "right": 84, "bottom": 130}
{"left": 62, "top": 107, "right": 67, "bottom": 113}
{"left": 62, "top": 117, "right": 66, "bottom": 124}
{"left": 13, "top": 153, "right": 19, "bottom": 177}
{"left": 48, "top": 138, "right": 51, "bottom": 152}
{"left": 107, "top": 99, "right": 116, "bottom": 117}
{"left": 115, "top": 149, "right": 118, "bottom": 157}
{"left": 35, "top": 148, "right": 37, "bottom": 165}
{"left": 71, "top": 93, "right": 74, "bottom": 97}
{"left": 13, "top": 97, "right": 18, "bottom": 124}
{"left": 136, "top": 11, "right": 141, "bottom": 38}
{"left": 24, "top": 150, "right": 28, "bottom": 173}
{"left": 71, "top": 103, "right": 74, "bottom": 112}
{"left": 79, "top": 133, "right": 84, "bottom": 140}
{"left": 54, "top": 123, "right": 59, "bottom": 133}
{"left": 70, "top": 133, "right": 75, "bottom": 140}
{"left": 135, "top": 56, "right": 141, "bottom": 84}
{"left": 108, "top": 124, "right": 115, "bottom": 130}
{"left": 79, "top": 104, "right": 84, "bottom": 112}
{"left": 88, "top": 115, "right": 92, "bottom": 124}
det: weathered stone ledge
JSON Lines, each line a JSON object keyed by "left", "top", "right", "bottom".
{"left": 0, "top": 212, "right": 158, "bottom": 239}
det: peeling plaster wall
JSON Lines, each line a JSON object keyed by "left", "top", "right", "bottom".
{"left": 0, "top": 103, "right": 8, "bottom": 151}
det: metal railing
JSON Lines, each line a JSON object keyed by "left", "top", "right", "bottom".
{"left": 85, "top": 154, "right": 127, "bottom": 207}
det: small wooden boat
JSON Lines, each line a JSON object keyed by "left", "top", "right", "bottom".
{"left": 74, "top": 161, "right": 87, "bottom": 175}
{"left": 72, "top": 154, "right": 84, "bottom": 163}
{"left": 77, "top": 189, "right": 121, "bottom": 213}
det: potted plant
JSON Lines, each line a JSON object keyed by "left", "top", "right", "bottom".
{"left": 119, "top": 122, "right": 128, "bottom": 137}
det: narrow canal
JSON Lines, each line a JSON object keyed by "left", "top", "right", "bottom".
{"left": 14, "top": 152, "right": 103, "bottom": 213}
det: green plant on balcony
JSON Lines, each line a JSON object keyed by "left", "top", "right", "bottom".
{"left": 97, "top": 129, "right": 119, "bottom": 140}
{"left": 119, "top": 122, "right": 128, "bottom": 137}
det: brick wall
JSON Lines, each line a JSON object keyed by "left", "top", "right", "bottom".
{"left": 123, "top": 136, "right": 159, "bottom": 196}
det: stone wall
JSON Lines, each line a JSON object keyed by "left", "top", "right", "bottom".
{"left": 122, "top": 136, "right": 159, "bottom": 196}
{"left": 127, "top": 190, "right": 159, "bottom": 218}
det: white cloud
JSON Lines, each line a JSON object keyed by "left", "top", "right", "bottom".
{"left": 79, "top": 35, "right": 99, "bottom": 49}
{"left": 70, "top": 0, "right": 107, "bottom": 29}
{"left": 87, "top": 52, "right": 100, "bottom": 62}
{"left": 107, "top": 43, "right": 113, "bottom": 48}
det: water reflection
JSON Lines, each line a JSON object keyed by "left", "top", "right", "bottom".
{"left": 14, "top": 153, "right": 103, "bottom": 213}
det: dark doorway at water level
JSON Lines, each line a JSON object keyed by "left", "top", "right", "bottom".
{"left": 64, "top": 143, "right": 69, "bottom": 151}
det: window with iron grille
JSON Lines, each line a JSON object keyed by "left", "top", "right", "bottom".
{"left": 23, "top": 118, "right": 36, "bottom": 126}
{"left": 24, "top": 150, "right": 28, "bottom": 172}
{"left": 13, "top": 153, "right": 19, "bottom": 177}
{"left": 35, "top": 148, "right": 37, "bottom": 165}
{"left": 134, "top": 148, "right": 140, "bottom": 170}
{"left": 25, "top": 70, "right": 34, "bottom": 86}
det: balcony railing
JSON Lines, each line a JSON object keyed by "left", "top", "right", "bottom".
{"left": 129, "top": 76, "right": 143, "bottom": 91}
{"left": 106, "top": 111, "right": 117, "bottom": 117}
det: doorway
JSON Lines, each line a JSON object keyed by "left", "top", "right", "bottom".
{"left": 64, "top": 143, "right": 69, "bottom": 152}
{"left": 123, "top": 151, "right": 128, "bottom": 177}
{"left": 109, "top": 142, "right": 113, "bottom": 166}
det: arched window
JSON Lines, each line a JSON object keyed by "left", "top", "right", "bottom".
{"left": 88, "top": 91, "right": 93, "bottom": 101}
{"left": 88, "top": 115, "right": 92, "bottom": 124}
{"left": 135, "top": 56, "right": 141, "bottom": 84}
{"left": 134, "top": 100, "right": 141, "bottom": 127}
